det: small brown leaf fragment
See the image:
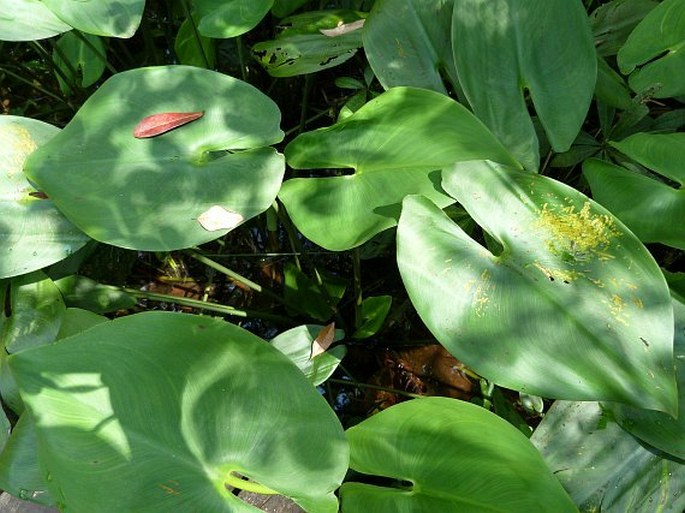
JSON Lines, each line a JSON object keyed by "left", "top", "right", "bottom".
{"left": 197, "top": 205, "right": 244, "bottom": 232}
{"left": 310, "top": 322, "right": 335, "bottom": 359}
{"left": 28, "top": 191, "right": 49, "bottom": 199}
{"left": 319, "top": 19, "right": 365, "bottom": 37}
{"left": 133, "top": 111, "right": 204, "bottom": 138}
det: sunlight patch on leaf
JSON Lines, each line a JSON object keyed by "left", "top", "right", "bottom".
{"left": 197, "top": 206, "right": 244, "bottom": 232}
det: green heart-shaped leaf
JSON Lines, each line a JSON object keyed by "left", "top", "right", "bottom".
{"left": 584, "top": 133, "right": 685, "bottom": 250}
{"left": 1, "top": 271, "right": 65, "bottom": 354}
{"left": 195, "top": 0, "right": 273, "bottom": 38}
{"left": 40, "top": 0, "right": 144, "bottom": 38}
{"left": 53, "top": 32, "right": 106, "bottom": 94}
{"left": 0, "top": 414, "right": 55, "bottom": 507}
{"left": 341, "top": 397, "right": 577, "bottom": 513}
{"left": 9, "top": 311, "right": 348, "bottom": 513}
{"left": 271, "top": 324, "right": 346, "bottom": 386}
{"left": 452, "top": 0, "right": 596, "bottom": 170}
{"left": 602, "top": 297, "right": 685, "bottom": 460}
{"left": 0, "top": 116, "right": 89, "bottom": 278}
{"left": 280, "top": 87, "right": 517, "bottom": 251}
{"left": 532, "top": 401, "right": 685, "bottom": 513}
{"left": 363, "top": 0, "right": 459, "bottom": 94}
{"left": 0, "top": 0, "right": 70, "bottom": 41}
{"left": 253, "top": 10, "right": 364, "bottom": 78}
{"left": 397, "top": 160, "right": 676, "bottom": 413}
{"left": 25, "top": 66, "right": 285, "bottom": 251}
{"left": 617, "top": 0, "right": 685, "bottom": 98}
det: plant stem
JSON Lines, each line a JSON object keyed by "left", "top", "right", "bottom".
{"left": 283, "top": 107, "right": 332, "bottom": 137}
{"left": 327, "top": 378, "right": 425, "bottom": 400}
{"left": 236, "top": 36, "right": 247, "bottom": 82}
{"left": 186, "top": 250, "right": 287, "bottom": 308}
{"left": 0, "top": 66, "right": 72, "bottom": 108}
{"left": 181, "top": 0, "right": 210, "bottom": 69}
{"left": 71, "top": 30, "right": 118, "bottom": 74}
{"left": 352, "top": 248, "right": 362, "bottom": 328}
{"left": 121, "top": 287, "right": 292, "bottom": 323}
{"left": 225, "top": 472, "right": 278, "bottom": 495}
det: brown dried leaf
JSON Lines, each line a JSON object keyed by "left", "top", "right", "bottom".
{"left": 319, "top": 19, "right": 365, "bottom": 37}
{"left": 310, "top": 322, "right": 335, "bottom": 359}
{"left": 133, "top": 111, "right": 204, "bottom": 138}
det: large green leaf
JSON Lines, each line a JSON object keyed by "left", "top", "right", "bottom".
{"left": 54, "top": 275, "right": 136, "bottom": 314}
{"left": 362, "top": 0, "right": 458, "bottom": 94}
{"left": 532, "top": 401, "right": 685, "bottom": 513}
{"left": 53, "top": 31, "right": 106, "bottom": 95}
{"left": 175, "top": 14, "right": 216, "bottom": 68}
{"left": 270, "top": 324, "right": 346, "bottom": 386}
{"left": 397, "top": 160, "right": 676, "bottom": 413}
{"left": 452, "top": 0, "right": 596, "bottom": 170}
{"left": 602, "top": 297, "right": 685, "bottom": 460}
{"left": 40, "top": 0, "right": 144, "bottom": 38}
{"left": 9, "top": 311, "right": 348, "bottom": 513}
{"left": 617, "top": 0, "right": 685, "bottom": 98}
{"left": 0, "top": 116, "right": 89, "bottom": 278}
{"left": 0, "top": 0, "right": 70, "bottom": 41}
{"left": 0, "top": 415, "right": 54, "bottom": 507}
{"left": 341, "top": 397, "right": 577, "bottom": 513}
{"left": 195, "top": 0, "right": 273, "bottom": 38}
{"left": 584, "top": 133, "right": 685, "bottom": 250}
{"left": 280, "top": 87, "right": 517, "bottom": 251}
{"left": 1, "top": 271, "right": 65, "bottom": 354}
{"left": 271, "top": 0, "right": 310, "bottom": 18}
{"left": 25, "top": 66, "right": 285, "bottom": 251}
{"left": 252, "top": 11, "right": 364, "bottom": 77}
{"left": 590, "top": 0, "right": 658, "bottom": 57}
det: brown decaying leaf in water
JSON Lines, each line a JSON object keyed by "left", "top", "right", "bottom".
{"left": 310, "top": 322, "right": 335, "bottom": 359}
{"left": 133, "top": 111, "right": 204, "bottom": 138}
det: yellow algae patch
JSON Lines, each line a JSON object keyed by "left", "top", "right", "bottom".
{"left": 472, "top": 269, "right": 493, "bottom": 317}
{"left": 5, "top": 125, "right": 37, "bottom": 177}
{"left": 604, "top": 293, "right": 630, "bottom": 326}
{"left": 531, "top": 262, "right": 582, "bottom": 283}
{"left": 535, "top": 201, "right": 621, "bottom": 264}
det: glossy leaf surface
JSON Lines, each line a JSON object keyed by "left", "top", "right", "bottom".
{"left": 253, "top": 9, "right": 363, "bottom": 80}
{"left": 271, "top": 325, "right": 346, "bottom": 386}
{"left": 617, "top": 0, "right": 685, "bottom": 98}
{"left": 283, "top": 262, "right": 347, "bottom": 321}
{"left": 281, "top": 87, "right": 517, "bottom": 250}
{"left": 9, "top": 312, "right": 348, "bottom": 513}
{"left": 584, "top": 133, "right": 685, "bottom": 250}
{"left": 352, "top": 295, "right": 392, "bottom": 339}
{"left": 40, "top": 0, "right": 144, "bottom": 38}
{"left": 54, "top": 275, "right": 136, "bottom": 314}
{"left": 341, "top": 397, "right": 577, "bottom": 513}
{"left": 603, "top": 297, "right": 685, "bottom": 460}
{"left": 590, "top": 0, "right": 658, "bottom": 57}
{"left": 363, "top": 0, "right": 458, "bottom": 94}
{"left": 0, "top": 0, "right": 70, "bottom": 41}
{"left": 397, "top": 160, "right": 676, "bottom": 413}
{"left": 0, "top": 116, "right": 89, "bottom": 278}
{"left": 25, "top": 66, "right": 284, "bottom": 251}
{"left": 175, "top": 14, "right": 216, "bottom": 68}
{"left": 452, "top": 0, "right": 596, "bottom": 170}
{"left": 1, "top": 271, "right": 65, "bottom": 354}
{"left": 533, "top": 401, "right": 685, "bottom": 513}
{"left": 0, "top": 415, "right": 54, "bottom": 507}
{"left": 253, "top": 9, "right": 365, "bottom": 77}
{"left": 52, "top": 32, "right": 106, "bottom": 95}
{"left": 195, "top": 0, "right": 273, "bottom": 38}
